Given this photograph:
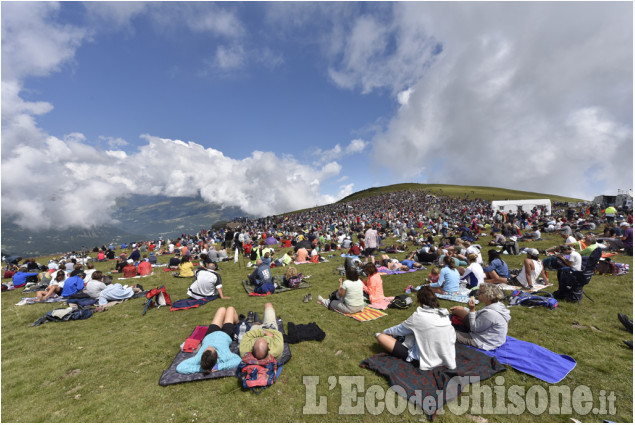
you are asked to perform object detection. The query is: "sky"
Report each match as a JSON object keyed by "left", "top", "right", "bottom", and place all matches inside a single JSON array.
[{"left": 1, "top": 1, "right": 633, "bottom": 231}]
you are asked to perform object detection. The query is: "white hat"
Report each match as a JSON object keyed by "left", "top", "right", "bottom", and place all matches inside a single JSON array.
[
  {"left": 127, "top": 259, "right": 134, "bottom": 264},
  {"left": 619, "top": 222, "right": 630, "bottom": 227},
  {"left": 526, "top": 248, "right": 539, "bottom": 256}
]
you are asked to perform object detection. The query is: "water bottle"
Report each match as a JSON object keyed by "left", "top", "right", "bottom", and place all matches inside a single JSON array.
[{"left": 236, "top": 321, "right": 247, "bottom": 343}]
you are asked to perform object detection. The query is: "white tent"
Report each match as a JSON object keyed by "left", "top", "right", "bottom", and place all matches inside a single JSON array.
[{"left": 491, "top": 199, "right": 551, "bottom": 216}]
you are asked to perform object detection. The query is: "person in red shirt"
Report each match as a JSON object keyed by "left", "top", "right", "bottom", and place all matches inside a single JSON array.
[
  {"left": 138, "top": 259, "right": 152, "bottom": 276},
  {"left": 122, "top": 260, "right": 138, "bottom": 278}
]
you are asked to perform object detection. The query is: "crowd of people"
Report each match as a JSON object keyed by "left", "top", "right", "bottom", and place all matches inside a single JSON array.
[{"left": 2, "top": 189, "right": 633, "bottom": 370}]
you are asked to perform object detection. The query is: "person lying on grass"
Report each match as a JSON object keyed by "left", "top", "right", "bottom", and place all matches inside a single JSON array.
[
  {"left": 377, "top": 286, "right": 456, "bottom": 370},
  {"left": 449, "top": 283, "right": 510, "bottom": 351},
  {"left": 239, "top": 302, "right": 284, "bottom": 360},
  {"left": 176, "top": 306, "right": 241, "bottom": 375},
  {"left": 317, "top": 267, "right": 364, "bottom": 314}
]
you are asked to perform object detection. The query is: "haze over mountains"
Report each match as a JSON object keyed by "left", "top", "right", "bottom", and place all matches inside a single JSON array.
[{"left": 1, "top": 195, "right": 248, "bottom": 257}]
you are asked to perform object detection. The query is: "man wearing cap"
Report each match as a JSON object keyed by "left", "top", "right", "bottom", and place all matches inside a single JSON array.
[{"left": 187, "top": 261, "right": 230, "bottom": 300}]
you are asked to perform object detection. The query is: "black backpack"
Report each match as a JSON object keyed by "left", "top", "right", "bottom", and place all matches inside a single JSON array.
[{"left": 389, "top": 294, "right": 412, "bottom": 309}]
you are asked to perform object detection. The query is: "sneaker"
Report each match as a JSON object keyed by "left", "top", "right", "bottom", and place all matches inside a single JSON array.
[
  {"left": 247, "top": 311, "right": 255, "bottom": 324},
  {"left": 303, "top": 295, "right": 309, "bottom": 303},
  {"left": 317, "top": 295, "right": 327, "bottom": 306},
  {"left": 624, "top": 340, "right": 633, "bottom": 349},
  {"left": 307, "top": 294, "right": 312, "bottom": 301}
]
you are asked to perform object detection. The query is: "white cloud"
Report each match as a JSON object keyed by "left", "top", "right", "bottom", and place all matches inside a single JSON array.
[
  {"left": 1, "top": 2, "right": 87, "bottom": 81},
  {"left": 313, "top": 139, "right": 368, "bottom": 165},
  {"left": 99, "top": 136, "right": 129, "bottom": 149},
  {"left": 360, "top": 2, "right": 632, "bottom": 200},
  {"left": 213, "top": 45, "right": 246, "bottom": 70}
]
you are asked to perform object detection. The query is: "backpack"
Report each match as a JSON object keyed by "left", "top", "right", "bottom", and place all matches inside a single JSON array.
[
  {"left": 388, "top": 294, "right": 413, "bottom": 309},
  {"left": 287, "top": 274, "right": 302, "bottom": 289},
  {"left": 142, "top": 285, "right": 172, "bottom": 315},
  {"left": 596, "top": 258, "right": 619, "bottom": 275},
  {"left": 237, "top": 353, "right": 278, "bottom": 394},
  {"left": 508, "top": 290, "right": 558, "bottom": 309}
]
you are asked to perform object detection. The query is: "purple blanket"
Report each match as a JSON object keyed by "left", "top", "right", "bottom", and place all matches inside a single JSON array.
[
  {"left": 471, "top": 336, "right": 576, "bottom": 384},
  {"left": 377, "top": 266, "right": 426, "bottom": 275}
]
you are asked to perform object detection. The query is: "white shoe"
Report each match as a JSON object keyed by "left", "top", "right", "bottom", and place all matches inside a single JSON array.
[{"left": 318, "top": 295, "right": 329, "bottom": 307}]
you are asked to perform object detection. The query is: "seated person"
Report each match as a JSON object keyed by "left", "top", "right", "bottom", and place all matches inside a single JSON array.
[
  {"left": 176, "top": 306, "right": 241, "bottom": 374},
  {"left": 274, "top": 250, "right": 294, "bottom": 267},
  {"left": 148, "top": 252, "right": 158, "bottom": 264},
  {"left": 449, "top": 284, "right": 510, "bottom": 350},
  {"left": 426, "top": 267, "right": 440, "bottom": 284},
  {"left": 361, "top": 263, "right": 386, "bottom": 304},
  {"left": 84, "top": 271, "right": 108, "bottom": 299},
  {"left": 458, "top": 253, "right": 485, "bottom": 288},
  {"left": 377, "top": 286, "right": 456, "bottom": 370},
  {"left": 114, "top": 257, "right": 128, "bottom": 273},
  {"left": 348, "top": 243, "right": 361, "bottom": 256},
  {"left": 138, "top": 258, "right": 152, "bottom": 276},
  {"left": 122, "top": 260, "right": 138, "bottom": 278},
  {"left": 168, "top": 253, "right": 181, "bottom": 269},
  {"left": 247, "top": 259, "right": 274, "bottom": 294},
  {"left": 83, "top": 262, "right": 97, "bottom": 281},
  {"left": 295, "top": 247, "right": 309, "bottom": 262},
  {"left": 188, "top": 261, "right": 229, "bottom": 299},
  {"left": 429, "top": 256, "right": 460, "bottom": 294},
  {"left": 489, "top": 231, "right": 506, "bottom": 246},
  {"left": 483, "top": 250, "right": 510, "bottom": 284},
  {"left": 317, "top": 268, "right": 364, "bottom": 314},
  {"left": 61, "top": 271, "right": 86, "bottom": 298},
  {"left": 239, "top": 302, "right": 284, "bottom": 360},
  {"left": 12, "top": 265, "right": 41, "bottom": 288},
  {"left": 508, "top": 249, "right": 548, "bottom": 289},
  {"left": 174, "top": 255, "right": 194, "bottom": 278},
  {"left": 97, "top": 251, "right": 106, "bottom": 262},
  {"left": 35, "top": 271, "right": 66, "bottom": 301},
  {"left": 282, "top": 266, "right": 302, "bottom": 287}
]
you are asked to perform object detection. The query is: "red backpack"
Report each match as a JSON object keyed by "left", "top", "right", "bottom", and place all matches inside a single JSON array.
[
  {"left": 237, "top": 353, "right": 278, "bottom": 394},
  {"left": 142, "top": 286, "right": 172, "bottom": 315}
]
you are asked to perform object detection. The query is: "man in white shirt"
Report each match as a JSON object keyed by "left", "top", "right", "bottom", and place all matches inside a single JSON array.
[{"left": 187, "top": 261, "right": 229, "bottom": 300}]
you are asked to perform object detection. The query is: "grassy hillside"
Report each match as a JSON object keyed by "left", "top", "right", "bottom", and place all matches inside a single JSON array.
[
  {"left": 1, "top": 230, "right": 631, "bottom": 423},
  {"left": 339, "top": 183, "right": 586, "bottom": 204}
]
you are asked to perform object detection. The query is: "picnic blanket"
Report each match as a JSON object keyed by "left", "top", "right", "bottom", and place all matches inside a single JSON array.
[
  {"left": 242, "top": 276, "right": 311, "bottom": 296},
  {"left": 15, "top": 296, "right": 68, "bottom": 306},
  {"left": 368, "top": 297, "right": 395, "bottom": 310},
  {"left": 170, "top": 296, "right": 218, "bottom": 311},
  {"left": 377, "top": 266, "right": 427, "bottom": 275},
  {"left": 360, "top": 344, "right": 505, "bottom": 415},
  {"left": 434, "top": 286, "right": 480, "bottom": 305},
  {"left": 499, "top": 282, "right": 552, "bottom": 292},
  {"left": 319, "top": 303, "right": 387, "bottom": 322},
  {"left": 117, "top": 273, "right": 154, "bottom": 280},
  {"left": 471, "top": 336, "right": 576, "bottom": 384},
  {"left": 159, "top": 318, "right": 292, "bottom": 386}
]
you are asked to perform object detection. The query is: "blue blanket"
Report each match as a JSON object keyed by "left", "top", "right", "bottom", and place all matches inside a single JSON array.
[{"left": 471, "top": 336, "right": 576, "bottom": 383}]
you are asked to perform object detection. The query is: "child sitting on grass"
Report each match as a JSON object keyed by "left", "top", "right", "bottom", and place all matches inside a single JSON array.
[{"left": 427, "top": 267, "right": 440, "bottom": 284}]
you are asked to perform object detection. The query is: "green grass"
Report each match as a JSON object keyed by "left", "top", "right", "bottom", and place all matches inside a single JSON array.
[
  {"left": 338, "top": 183, "right": 586, "bottom": 204},
  {"left": 2, "top": 228, "right": 632, "bottom": 422}
]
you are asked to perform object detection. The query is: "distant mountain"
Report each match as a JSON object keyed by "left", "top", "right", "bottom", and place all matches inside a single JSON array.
[{"left": 1, "top": 195, "right": 249, "bottom": 257}]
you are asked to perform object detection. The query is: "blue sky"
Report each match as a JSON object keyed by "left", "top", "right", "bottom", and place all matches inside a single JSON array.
[{"left": 1, "top": 1, "right": 633, "bottom": 231}]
